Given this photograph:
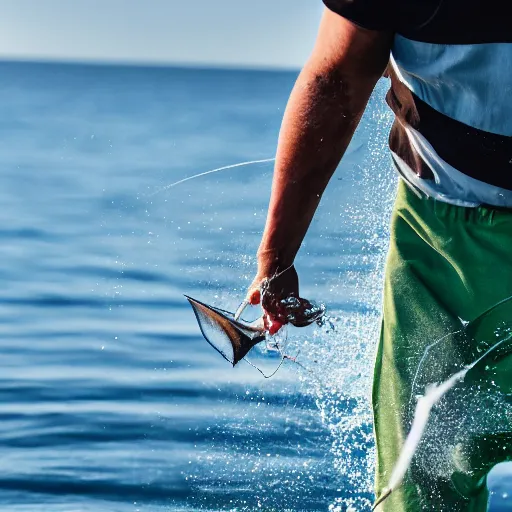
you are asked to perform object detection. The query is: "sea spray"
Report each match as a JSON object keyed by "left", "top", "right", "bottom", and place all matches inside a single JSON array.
[
  {"left": 372, "top": 368, "right": 468, "bottom": 510},
  {"left": 165, "top": 80, "right": 396, "bottom": 509},
  {"left": 373, "top": 336, "right": 510, "bottom": 510}
]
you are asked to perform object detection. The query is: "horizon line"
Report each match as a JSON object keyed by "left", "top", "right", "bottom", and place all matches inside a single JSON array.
[{"left": 0, "top": 55, "right": 302, "bottom": 74}]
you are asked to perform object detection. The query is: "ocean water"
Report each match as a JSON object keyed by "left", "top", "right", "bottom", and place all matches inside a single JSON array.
[{"left": 0, "top": 60, "right": 507, "bottom": 512}]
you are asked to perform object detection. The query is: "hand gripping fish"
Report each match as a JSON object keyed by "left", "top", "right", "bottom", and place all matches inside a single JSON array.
[{"left": 186, "top": 274, "right": 325, "bottom": 371}]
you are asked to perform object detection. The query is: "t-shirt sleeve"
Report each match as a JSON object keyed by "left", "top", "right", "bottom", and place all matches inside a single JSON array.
[{"left": 322, "top": 0, "right": 396, "bottom": 31}]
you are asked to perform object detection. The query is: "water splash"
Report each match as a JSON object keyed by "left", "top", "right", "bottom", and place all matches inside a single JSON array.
[
  {"left": 178, "top": 81, "right": 395, "bottom": 511},
  {"left": 374, "top": 327, "right": 512, "bottom": 509},
  {"left": 373, "top": 367, "right": 469, "bottom": 510},
  {"left": 297, "top": 80, "right": 395, "bottom": 511}
]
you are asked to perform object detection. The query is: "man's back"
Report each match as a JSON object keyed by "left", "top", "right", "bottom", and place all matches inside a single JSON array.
[{"left": 326, "top": 0, "right": 512, "bottom": 206}]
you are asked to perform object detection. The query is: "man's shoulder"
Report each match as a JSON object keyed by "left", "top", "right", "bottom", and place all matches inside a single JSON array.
[{"left": 323, "top": 0, "right": 512, "bottom": 44}]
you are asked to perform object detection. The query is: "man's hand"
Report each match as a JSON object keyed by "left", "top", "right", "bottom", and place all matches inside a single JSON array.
[
  {"left": 247, "top": 265, "right": 323, "bottom": 335},
  {"left": 247, "top": 265, "right": 299, "bottom": 334}
]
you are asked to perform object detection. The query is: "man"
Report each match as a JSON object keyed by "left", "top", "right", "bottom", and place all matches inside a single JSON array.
[{"left": 245, "top": 2, "right": 512, "bottom": 510}]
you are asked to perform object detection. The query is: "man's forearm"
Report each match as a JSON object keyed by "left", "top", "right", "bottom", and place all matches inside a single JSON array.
[
  {"left": 257, "top": 66, "right": 368, "bottom": 274},
  {"left": 257, "top": 16, "right": 391, "bottom": 277}
]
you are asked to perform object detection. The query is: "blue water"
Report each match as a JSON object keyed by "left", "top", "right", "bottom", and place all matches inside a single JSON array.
[{"left": 3, "top": 60, "right": 506, "bottom": 512}]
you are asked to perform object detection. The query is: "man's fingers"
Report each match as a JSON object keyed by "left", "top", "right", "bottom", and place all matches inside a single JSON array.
[{"left": 248, "top": 287, "right": 261, "bottom": 305}]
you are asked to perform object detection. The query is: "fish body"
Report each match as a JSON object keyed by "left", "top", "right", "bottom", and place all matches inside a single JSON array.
[{"left": 185, "top": 295, "right": 265, "bottom": 366}]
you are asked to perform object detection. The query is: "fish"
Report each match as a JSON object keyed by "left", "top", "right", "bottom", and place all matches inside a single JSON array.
[
  {"left": 185, "top": 295, "right": 266, "bottom": 366},
  {"left": 186, "top": 265, "right": 325, "bottom": 368}
]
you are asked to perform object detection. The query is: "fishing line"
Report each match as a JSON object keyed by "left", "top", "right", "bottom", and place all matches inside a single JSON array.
[
  {"left": 164, "top": 157, "right": 322, "bottom": 378},
  {"left": 147, "top": 157, "right": 275, "bottom": 197},
  {"left": 245, "top": 356, "right": 287, "bottom": 379},
  {"left": 243, "top": 322, "right": 318, "bottom": 379},
  {"left": 409, "top": 328, "right": 462, "bottom": 407},
  {"left": 246, "top": 347, "right": 317, "bottom": 379},
  {"left": 410, "top": 292, "right": 512, "bottom": 405}
]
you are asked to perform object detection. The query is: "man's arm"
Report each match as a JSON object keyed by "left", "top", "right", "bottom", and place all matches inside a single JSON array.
[{"left": 247, "top": 8, "right": 393, "bottom": 309}]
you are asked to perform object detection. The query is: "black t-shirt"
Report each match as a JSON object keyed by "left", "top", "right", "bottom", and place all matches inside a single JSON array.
[
  {"left": 322, "top": 0, "right": 512, "bottom": 196},
  {"left": 323, "top": 0, "right": 511, "bottom": 43}
]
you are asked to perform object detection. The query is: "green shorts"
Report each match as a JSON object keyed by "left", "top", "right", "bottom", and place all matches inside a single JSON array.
[{"left": 374, "top": 179, "right": 512, "bottom": 511}]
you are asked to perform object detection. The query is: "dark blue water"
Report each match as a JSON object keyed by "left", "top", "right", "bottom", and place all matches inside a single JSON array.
[{"left": 4, "top": 60, "right": 507, "bottom": 512}]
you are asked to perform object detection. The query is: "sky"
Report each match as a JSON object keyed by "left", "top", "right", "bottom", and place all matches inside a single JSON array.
[{"left": 0, "top": 0, "right": 324, "bottom": 70}]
